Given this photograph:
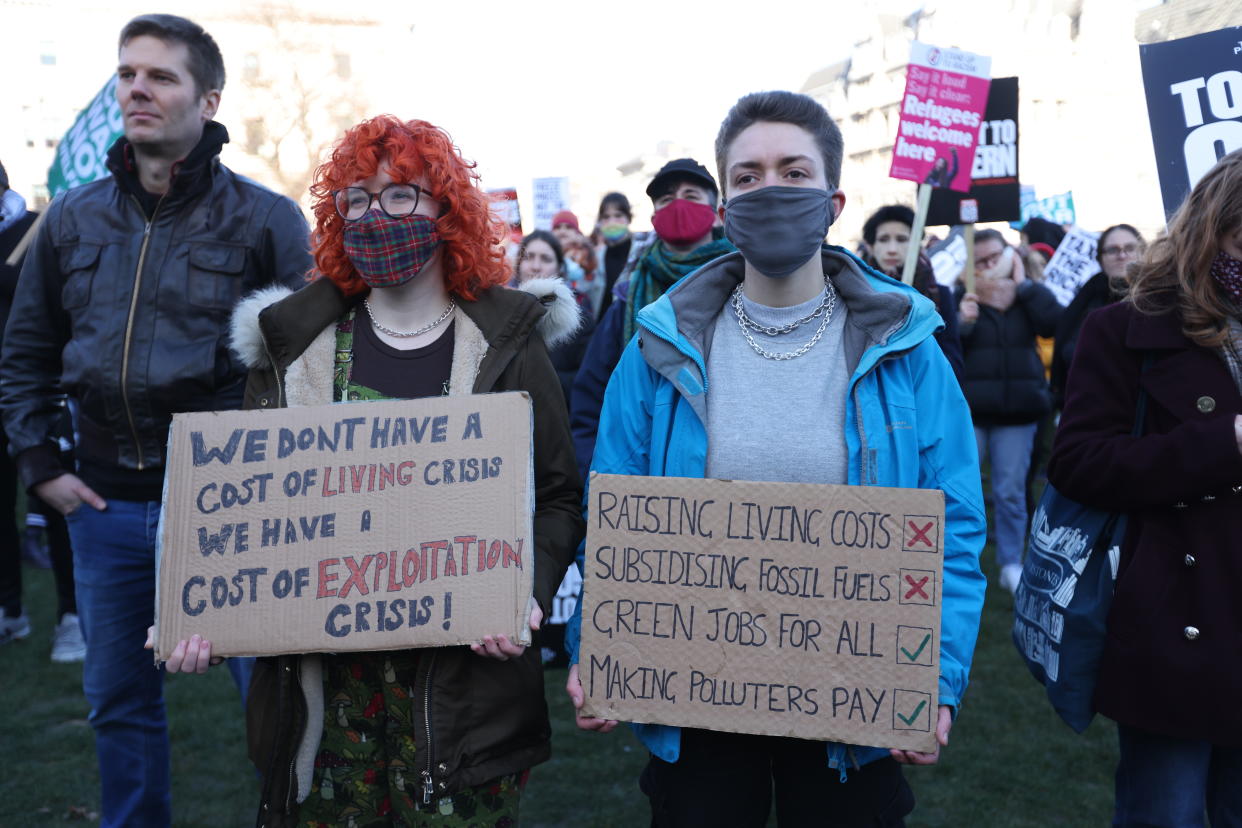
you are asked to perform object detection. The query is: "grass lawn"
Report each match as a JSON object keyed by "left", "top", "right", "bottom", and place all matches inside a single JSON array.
[{"left": 2, "top": 550, "right": 1116, "bottom": 826}]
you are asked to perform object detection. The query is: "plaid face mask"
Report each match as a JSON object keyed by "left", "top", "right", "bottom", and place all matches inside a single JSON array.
[{"left": 342, "top": 211, "right": 442, "bottom": 288}]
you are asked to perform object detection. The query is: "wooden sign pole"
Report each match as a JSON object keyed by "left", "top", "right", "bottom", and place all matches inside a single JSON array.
[{"left": 901, "top": 184, "right": 932, "bottom": 285}]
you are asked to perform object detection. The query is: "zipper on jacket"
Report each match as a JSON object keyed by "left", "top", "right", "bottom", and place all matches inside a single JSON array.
[
  {"left": 285, "top": 658, "right": 302, "bottom": 815},
  {"left": 851, "top": 348, "right": 912, "bottom": 484},
  {"left": 261, "top": 330, "right": 286, "bottom": 406},
  {"left": 637, "top": 316, "right": 709, "bottom": 395},
  {"left": 121, "top": 194, "right": 164, "bottom": 470},
  {"left": 419, "top": 651, "right": 438, "bottom": 805}
]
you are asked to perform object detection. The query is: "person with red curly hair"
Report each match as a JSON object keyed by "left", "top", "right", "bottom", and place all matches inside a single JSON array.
[{"left": 162, "top": 115, "right": 585, "bottom": 826}]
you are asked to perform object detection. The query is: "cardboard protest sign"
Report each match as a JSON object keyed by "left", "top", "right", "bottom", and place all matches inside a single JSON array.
[
  {"left": 890, "top": 41, "right": 992, "bottom": 194},
  {"left": 487, "top": 187, "right": 523, "bottom": 244},
  {"left": 532, "top": 176, "right": 570, "bottom": 230},
  {"left": 578, "top": 474, "right": 945, "bottom": 753},
  {"left": 47, "top": 76, "right": 125, "bottom": 198},
  {"left": 926, "top": 77, "right": 1020, "bottom": 226},
  {"left": 1041, "top": 226, "right": 1100, "bottom": 306},
  {"left": 154, "top": 393, "right": 535, "bottom": 660},
  {"left": 1140, "top": 26, "right": 1242, "bottom": 218}
]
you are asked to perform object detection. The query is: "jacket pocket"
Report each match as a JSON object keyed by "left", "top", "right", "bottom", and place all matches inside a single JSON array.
[
  {"left": 187, "top": 242, "right": 246, "bottom": 310},
  {"left": 56, "top": 242, "right": 101, "bottom": 310}
]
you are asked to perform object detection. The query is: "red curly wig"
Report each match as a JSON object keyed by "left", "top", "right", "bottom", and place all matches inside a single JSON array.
[{"left": 309, "top": 115, "right": 510, "bottom": 300}]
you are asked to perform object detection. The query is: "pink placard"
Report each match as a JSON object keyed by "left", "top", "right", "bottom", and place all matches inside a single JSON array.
[{"left": 889, "top": 42, "right": 992, "bottom": 194}]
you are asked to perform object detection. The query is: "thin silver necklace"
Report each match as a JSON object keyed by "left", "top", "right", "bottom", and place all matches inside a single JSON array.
[
  {"left": 364, "top": 296, "right": 455, "bottom": 338},
  {"left": 731, "top": 278, "right": 836, "bottom": 361}
]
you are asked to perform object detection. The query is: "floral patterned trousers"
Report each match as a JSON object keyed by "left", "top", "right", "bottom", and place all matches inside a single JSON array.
[{"left": 298, "top": 652, "right": 525, "bottom": 827}]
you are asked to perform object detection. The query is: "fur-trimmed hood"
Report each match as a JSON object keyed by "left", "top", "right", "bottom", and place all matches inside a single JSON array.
[{"left": 229, "top": 276, "right": 582, "bottom": 370}]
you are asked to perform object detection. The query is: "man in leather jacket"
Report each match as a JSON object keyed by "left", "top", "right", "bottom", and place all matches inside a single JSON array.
[{"left": 0, "top": 15, "right": 310, "bottom": 827}]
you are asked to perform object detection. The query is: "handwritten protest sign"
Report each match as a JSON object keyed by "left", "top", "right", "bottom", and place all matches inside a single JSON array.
[
  {"left": 928, "top": 226, "right": 968, "bottom": 288},
  {"left": 579, "top": 474, "right": 944, "bottom": 753},
  {"left": 890, "top": 41, "right": 992, "bottom": 194},
  {"left": 154, "top": 393, "right": 534, "bottom": 660},
  {"left": 1140, "top": 26, "right": 1242, "bottom": 218},
  {"left": 532, "top": 176, "right": 570, "bottom": 230},
  {"left": 1041, "top": 226, "right": 1100, "bottom": 306}
]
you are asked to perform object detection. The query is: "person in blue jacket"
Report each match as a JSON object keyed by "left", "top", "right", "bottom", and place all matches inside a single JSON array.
[{"left": 564, "top": 90, "right": 987, "bottom": 827}]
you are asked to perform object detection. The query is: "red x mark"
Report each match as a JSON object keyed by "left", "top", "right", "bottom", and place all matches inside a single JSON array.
[
  {"left": 904, "top": 575, "right": 930, "bottom": 600},
  {"left": 908, "top": 520, "right": 934, "bottom": 548},
  {"left": 338, "top": 554, "right": 375, "bottom": 599}
]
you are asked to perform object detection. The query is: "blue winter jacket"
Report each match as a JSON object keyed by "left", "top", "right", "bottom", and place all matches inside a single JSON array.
[{"left": 567, "top": 246, "right": 987, "bottom": 777}]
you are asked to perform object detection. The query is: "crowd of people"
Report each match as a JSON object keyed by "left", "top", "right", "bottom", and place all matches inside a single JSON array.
[{"left": 1, "top": 12, "right": 1240, "bottom": 828}]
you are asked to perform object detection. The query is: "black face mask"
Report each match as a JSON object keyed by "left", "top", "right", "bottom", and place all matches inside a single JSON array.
[{"left": 723, "top": 186, "right": 835, "bottom": 278}]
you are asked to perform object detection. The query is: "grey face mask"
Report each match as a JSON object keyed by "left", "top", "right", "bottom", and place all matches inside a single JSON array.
[{"left": 723, "top": 186, "right": 835, "bottom": 278}]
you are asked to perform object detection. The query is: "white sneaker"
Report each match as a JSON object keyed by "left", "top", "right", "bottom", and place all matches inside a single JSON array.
[
  {"left": 0, "top": 608, "right": 31, "bottom": 644},
  {"left": 51, "top": 613, "right": 86, "bottom": 663},
  {"left": 999, "top": 564, "right": 1023, "bottom": 596}
]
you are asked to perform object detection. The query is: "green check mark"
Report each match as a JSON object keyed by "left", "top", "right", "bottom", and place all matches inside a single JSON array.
[
  {"left": 897, "top": 699, "right": 928, "bottom": 727},
  {"left": 900, "top": 633, "right": 932, "bottom": 663}
]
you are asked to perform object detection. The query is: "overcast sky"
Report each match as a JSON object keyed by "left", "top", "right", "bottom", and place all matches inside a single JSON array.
[{"left": 382, "top": 1, "right": 864, "bottom": 191}]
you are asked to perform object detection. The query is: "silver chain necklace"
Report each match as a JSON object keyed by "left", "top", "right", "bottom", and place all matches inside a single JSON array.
[
  {"left": 731, "top": 278, "right": 836, "bottom": 361},
  {"left": 364, "top": 296, "right": 456, "bottom": 338}
]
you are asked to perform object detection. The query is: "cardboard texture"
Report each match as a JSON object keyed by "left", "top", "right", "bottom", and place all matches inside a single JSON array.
[
  {"left": 579, "top": 474, "right": 945, "bottom": 753},
  {"left": 154, "top": 393, "right": 534, "bottom": 660}
]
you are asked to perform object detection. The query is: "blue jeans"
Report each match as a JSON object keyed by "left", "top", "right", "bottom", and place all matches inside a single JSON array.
[
  {"left": 974, "top": 423, "right": 1036, "bottom": 569},
  {"left": 1115, "top": 725, "right": 1242, "bottom": 827},
  {"left": 68, "top": 500, "right": 254, "bottom": 827}
]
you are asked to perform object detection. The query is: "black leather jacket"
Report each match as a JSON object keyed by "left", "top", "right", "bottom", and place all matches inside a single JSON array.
[{"left": 0, "top": 123, "right": 311, "bottom": 494}]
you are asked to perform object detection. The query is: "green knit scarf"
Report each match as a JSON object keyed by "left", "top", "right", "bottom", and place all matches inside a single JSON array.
[{"left": 623, "top": 237, "right": 736, "bottom": 343}]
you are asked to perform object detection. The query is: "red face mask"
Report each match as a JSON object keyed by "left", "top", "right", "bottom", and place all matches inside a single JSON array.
[{"left": 651, "top": 199, "right": 716, "bottom": 247}]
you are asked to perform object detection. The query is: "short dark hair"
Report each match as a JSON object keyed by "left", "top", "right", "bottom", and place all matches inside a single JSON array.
[
  {"left": 119, "top": 14, "right": 225, "bottom": 95},
  {"left": 517, "top": 229, "right": 564, "bottom": 269},
  {"left": 1020, "top": 217, "right": 1066, "bottom": 250},
  {"left": 648, "top": 175, "right": 719, "bottom": 208},
  {"left": 974, "top": 228, "right": 1007, "bottom": 247},
  {"left": 715, "top": 91, "right": 844, "bottom": 194},
  {"left": 598, "top": 192, "right": 632, "bottom": 222},
  {"left": 862, "top": 205, "right": 915, "bottom": 245}
]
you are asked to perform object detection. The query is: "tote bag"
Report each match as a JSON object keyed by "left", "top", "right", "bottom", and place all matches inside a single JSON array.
[{"left": 1012, "top": 365, "right": 1149, "bottom": 732}]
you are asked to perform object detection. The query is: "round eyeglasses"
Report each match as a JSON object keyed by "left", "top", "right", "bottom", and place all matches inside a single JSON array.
[{"left": 332, "top": 183, "right": 423, "bottom": 221}]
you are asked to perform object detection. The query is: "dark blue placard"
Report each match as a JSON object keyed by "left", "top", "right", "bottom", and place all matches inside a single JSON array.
[{"left": 1140, "top": 27, "right": 1242, "bottom": 219}]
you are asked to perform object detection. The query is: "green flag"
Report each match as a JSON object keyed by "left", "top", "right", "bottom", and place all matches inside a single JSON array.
[{"left": 46, "top": 76, "right": 124, "bottom": 197}]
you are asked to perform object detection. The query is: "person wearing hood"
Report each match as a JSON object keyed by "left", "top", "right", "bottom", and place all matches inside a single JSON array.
[
  {"left": 514, "top": 228, "right": 596, "bottom": 405},
  {"left": 956, "top": 229, "right": 1062, "bottom": 595},
  {"left": 162, "top": 114, "right": 584, "bottom": 827},
  {"left": 565, "top": 90, "right": 986, "bottom": 827},
  {"left": 0, "top": 16, "right": 310, "bottom": 826},
  {"left": 569, "top": 158, "right": 735, "bottom": 482}
]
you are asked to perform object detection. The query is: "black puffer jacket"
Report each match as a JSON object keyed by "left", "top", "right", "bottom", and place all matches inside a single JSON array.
[
  {"left": 956, "top": 280, "right": 1062, "bottom": 425},
  {"left": 0, "top": 123, "right": 311, "bottom": 494}
]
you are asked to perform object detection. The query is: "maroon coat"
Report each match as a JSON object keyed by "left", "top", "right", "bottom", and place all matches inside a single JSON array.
[{"left": 1047, "top": 299, "right": 1242, "bottom": 745}]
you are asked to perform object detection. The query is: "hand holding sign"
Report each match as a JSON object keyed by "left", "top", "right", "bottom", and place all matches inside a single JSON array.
[
  {"left": 566, "top": 664, "right": 620, "bottom": 733},
  {"left": 145, "top": 626, "right": 222, "bottom": 674},
  {"left": 890, "top": 705, "right": 952, "bottom": 765},
  {"left": 472, "top": 604, "right": 543, "bottom": 661}
]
